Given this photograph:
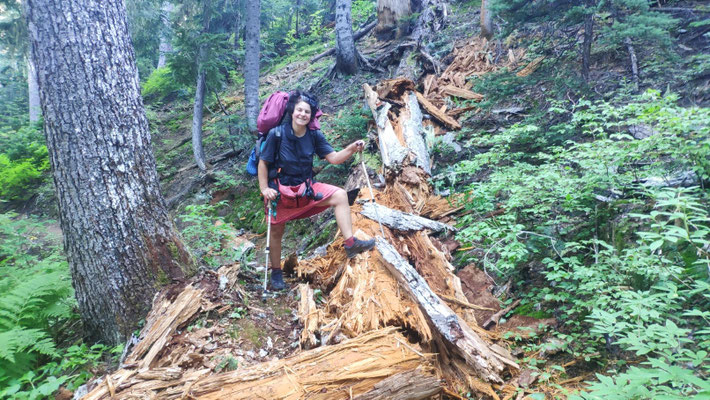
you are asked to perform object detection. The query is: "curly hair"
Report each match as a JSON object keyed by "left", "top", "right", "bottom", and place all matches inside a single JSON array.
[{"left": 282, "top": 90, "right": 320, "bottom": 126}]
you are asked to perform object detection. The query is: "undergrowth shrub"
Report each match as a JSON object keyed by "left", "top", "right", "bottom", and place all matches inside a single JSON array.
[
  {"left": 179, "top": 201, "right": 254, "bottom": 268},
  {"left": 0, "top": 213, "right": 115, "bottom": 399},
  {"left": 454, "top": 91, "right": 710, "bottom": 398},
  {"left": 0, "top": 124, "right": 50, "bottom": 202},
  {"left": 141, "top": 67, "right": 184, "bottom": 102}
]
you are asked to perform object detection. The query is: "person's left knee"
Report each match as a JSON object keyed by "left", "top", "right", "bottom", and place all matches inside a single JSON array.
[{"left": 333, "top": 188, "right": 347, "bottom": 204}]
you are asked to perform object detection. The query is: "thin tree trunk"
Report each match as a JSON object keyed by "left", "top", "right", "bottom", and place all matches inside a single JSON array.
[
  {"left": 624, "top": 37, "right": 639, "bottom": 91},
  {"left": 27, "top": 56, "right": 40, "bottom": 123},
  {"left": 25, "top": 0, "right": 193, "bottom": 345},
  {"left": 244, "top": 0, "right": 260, "bottom": 134},
  {"left": 157, "top": 2, "right": 174, "bottom": 68},
  {"left": 233, "top": 0, "right": 241, "bottom": 50},
  {"left": 480, "top": 0, "right": 493, "bottom": 40},
  {"left": 581, "top": 11, "right": 593, "bottom": 82},
  {"left": 295, "top": 0, "right": 302, "bottom": 37},
  {"left": 335, "top": 0, "right": 358, "bottom": 74},
  {"left": 192, "top": 58, "right": 207, "bottom": 171}
]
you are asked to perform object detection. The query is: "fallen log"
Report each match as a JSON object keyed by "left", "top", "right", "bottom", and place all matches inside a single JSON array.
[
  {"left": 360, "top": 201, "right": 455, "bottom": 233},
  {"left": 83, "top": 328, "right": 438, "bottom": 399},
  {"left": 363, "top": 83, "right": 409, "bottom": 172},
  {"left": 401, "top": 91, "right": 431, "bottom": 174},
  {"left": 376, "top": 238, "right": 519, "bottom": 383},
  {"left": 352, "top": 368, "right": 442, "bottom": 400}
]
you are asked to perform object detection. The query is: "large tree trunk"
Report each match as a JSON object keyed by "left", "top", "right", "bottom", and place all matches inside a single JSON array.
[
  {"left": 27, "top": 55, "right": 40, "bottom": 123},
  {"left": 191, "top": 56, "right": 207, "bottom": 171},
  {"left": 157, "top": 1, "right": 174, "bottom": 69},
  {"left": 244, "top": 0, "right": 260, "bottom": 134},
  {"left": 335, "top": 0, "right": 358, "bottom": 74},
  {"left": 25, "top": 0, "right": 194, "bottom": 345},
  {"left": 480, "top": 0, "right": 493, "bottom": 40}
]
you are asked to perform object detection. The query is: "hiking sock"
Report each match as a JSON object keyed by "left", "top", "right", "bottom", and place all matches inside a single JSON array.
[{"left": 344, "top": 236, "right": 355, "bottom": 247}]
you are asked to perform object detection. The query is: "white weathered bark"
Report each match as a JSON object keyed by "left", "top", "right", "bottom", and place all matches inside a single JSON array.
[
  {"left": 25, "top": 0, "right": 193, "bottom": 344},
  {"left": 376, "top": 238, "right": 519, "bottom": 383},
  {"left": 361, "top": 202, "right": 455, "bottom": 232}
]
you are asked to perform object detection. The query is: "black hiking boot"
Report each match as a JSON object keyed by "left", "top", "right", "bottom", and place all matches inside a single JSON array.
[
  {"left": 344, "top": 238, "right": 376, "bottom": 258},
  {"left": 270, "top": 269, "right": 286, "bottom": 290}
]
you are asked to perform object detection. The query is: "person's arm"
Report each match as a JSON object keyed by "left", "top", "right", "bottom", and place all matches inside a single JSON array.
[
  {"left": 258, "top": 159, "right": 279, "bottom": 200},
  {"left": 324, "top": 140, "right": 365, "bottom": 165}
]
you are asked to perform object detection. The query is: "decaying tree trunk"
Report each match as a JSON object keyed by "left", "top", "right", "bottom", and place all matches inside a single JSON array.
[
  {"left": 25, "top": 0, "right": 193, "bottom": 344},
  {"left": 375, "top": 0, "right": 411, "bottom": 39}
]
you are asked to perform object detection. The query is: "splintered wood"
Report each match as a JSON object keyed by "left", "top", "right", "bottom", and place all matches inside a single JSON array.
[
  {"left": 418, "top": 37, "right": 528, "bottom": 131},
  {"left": 85, "top": 328, "right": 438, "bottom": 399}
]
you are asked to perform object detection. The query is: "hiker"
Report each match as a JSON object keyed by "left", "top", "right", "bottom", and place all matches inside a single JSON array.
[{"left": 257, "top": 91, "right": 375, "bottom": 290}]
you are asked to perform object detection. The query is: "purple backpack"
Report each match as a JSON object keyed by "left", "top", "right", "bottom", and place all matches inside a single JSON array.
[{"left": 256, "top": 91, "right": 322, "bottom": 135}]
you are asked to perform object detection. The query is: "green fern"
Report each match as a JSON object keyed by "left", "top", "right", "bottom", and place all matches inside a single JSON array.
[{"left": 0, "top": 328, "right": 57, "bottom": 364}]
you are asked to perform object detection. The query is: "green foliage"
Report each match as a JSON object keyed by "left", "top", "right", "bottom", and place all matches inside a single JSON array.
[
  {"left": 169, "top": 0, "right": 238, "bottom": 90},
  {"left": 141, "top": 67, "right": 185, "bottom": 101},
  {"left": 0, "top": 213, "right": 91, "bottom": 397},
  {"left": 492, "top": 0, "right": 678, "bottom": 82},
  {"left": 179, "top": 202, "right": 253, "bottom": 267},
  {"left": 0, "top": 123, "right": 50, "bottom": 202},
  {"left": 454, "top": 91, "right": 710, "bottom": 397}
]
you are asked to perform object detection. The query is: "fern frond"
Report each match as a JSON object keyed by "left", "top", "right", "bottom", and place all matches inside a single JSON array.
[{"left": 0, "top": 327, "right": 56, "bottom": 364}]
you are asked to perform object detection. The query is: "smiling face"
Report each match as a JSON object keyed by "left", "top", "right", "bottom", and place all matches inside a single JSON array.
[{"left": 291, "top": 100, "right": 312, "bottom": 129}]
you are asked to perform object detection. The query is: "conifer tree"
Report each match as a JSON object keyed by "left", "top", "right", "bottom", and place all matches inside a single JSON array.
[{"left": 25, "top": 0, "right": 194, "bottom": 344}]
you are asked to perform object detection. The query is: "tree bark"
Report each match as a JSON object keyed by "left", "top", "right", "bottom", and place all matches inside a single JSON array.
[
  {"left": 581, "top": 10, "right": 593, "bottom": 82},
  {"left": 25, "top": 0, "right": 193, "bottom": 344},
  {"left": 335, "top": 0, "right": 358, "bottom": 74},
  {"left": 480, "top": 0, "right": 493, "bottom": 40},
  {"left": 27, "top": 55, "right": 40, "bottom": 123},
  {"left": 310, "top": 20, "right": 377, "bottom": 62},
  {"left": 244, "top": 0, "right": 260, "bottom": 134},
  {"left": 157, "top": 2, "right": 174, "bottom": 69},
  {"left": 192, "top": 56, "right": 208, "bottom": 171}
]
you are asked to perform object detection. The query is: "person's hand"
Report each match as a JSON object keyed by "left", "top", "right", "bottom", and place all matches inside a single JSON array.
[
  {"left": 261, "top": 187, "right": 279, "bottom": 201},
  {"left": 349, "top": 140, "right": 365, "bottom": 153}
]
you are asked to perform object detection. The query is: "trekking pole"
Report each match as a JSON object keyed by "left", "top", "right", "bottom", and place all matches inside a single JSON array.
[
  {"left": 262, "top": 201, "right": 272, "bottom": 295},
  {"left": 360, "top": 149, "right": 386, "bottom": 238}
]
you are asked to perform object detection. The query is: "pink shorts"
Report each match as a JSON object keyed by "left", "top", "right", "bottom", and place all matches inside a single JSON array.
[{"left": 265, "top": 182, "right": 341, "bottom": 225}]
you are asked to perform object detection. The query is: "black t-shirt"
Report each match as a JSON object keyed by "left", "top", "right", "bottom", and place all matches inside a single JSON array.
[{"left": 260, "top": 124, "right": 334, "bottom": 186}]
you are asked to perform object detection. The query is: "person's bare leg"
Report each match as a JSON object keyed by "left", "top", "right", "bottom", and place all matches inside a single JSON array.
[
  {"left": 321, "top": 189, "right": 353, "bottom": 239},
  {"left": 269, "top": 222, "right": 286, "bottom": 270}
]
